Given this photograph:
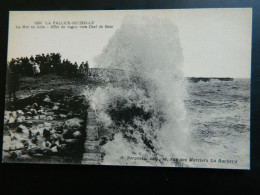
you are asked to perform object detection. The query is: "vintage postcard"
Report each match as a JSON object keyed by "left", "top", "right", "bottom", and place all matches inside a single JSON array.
[{"left": 2, "top": 9, "right": 251, "bottom": 169}]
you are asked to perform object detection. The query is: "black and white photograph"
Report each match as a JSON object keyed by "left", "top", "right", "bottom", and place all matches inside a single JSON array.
[{"left": 2, "top": 9, "right": 252, "bottom": 169}]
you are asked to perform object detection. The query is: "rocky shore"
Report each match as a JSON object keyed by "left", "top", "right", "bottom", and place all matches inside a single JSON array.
[{"left": 3, "top": 89, "right": 88, "bottom": 164}]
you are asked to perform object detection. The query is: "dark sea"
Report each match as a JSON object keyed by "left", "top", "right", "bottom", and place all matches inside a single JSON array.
[{"left": 185, "top": 78, "right": 250, "bottom": 169}]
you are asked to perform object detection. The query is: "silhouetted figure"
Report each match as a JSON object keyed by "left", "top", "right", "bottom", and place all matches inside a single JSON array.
[
  {"left": 32, "top": 62, "right": 40, "bottom": 76},
  {"left": 6, "top": 68, "right": 19, "bottom": 102},
  {"left": 79, "top": 62, "right": 84, "bottom": 74},
  {"left": 84, "top": 61, "right": 89, "bottom": 75}
]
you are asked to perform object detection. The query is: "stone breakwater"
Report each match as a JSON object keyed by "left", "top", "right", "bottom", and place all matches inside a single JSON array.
[
  {"left": 82, "top": 108, "right": 102, "bottom": 165},
  {"left": 2, "top": 89, "right": 88, "bottom": 164}
]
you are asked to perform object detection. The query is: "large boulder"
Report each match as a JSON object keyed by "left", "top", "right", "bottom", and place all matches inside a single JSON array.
[
  {"left": 16, "top": 125, "right": 28, "bottom": 133},
  {"left": 50, "top": 133, "right": 61, "bottom": 141},
  {"left": 39, "top": 115, "right": 47, "bottom": 120},
  {"left": 46, "top": 116, "right": 53, "bottom": 121},
  {"left": 37, "top": 110, "right": 45, "bottom": 115},
  {"left": 43, "top": 128, "right": 51, "bottom": 138},
  {"left": 8, "top": 116, "right": 16, "bottom": 124},
  {"left": 33, "top": 116, "right": 39, "bottom": 120},
  {"left": 43, "top": 95, "right": 51, "bottom": 103},
  {"left": 64, "top": 139, "right": 77, "bottom": 144},
  {"left": 52, "top": 105, "right": 59, "bottom": 111},
  {"left": 16, "top": 116, "right": 26, "bottom": 122},
  {"left": 50, "top": 146, "right": 58, "bottom": 153},
  {"left": 17, "top": 110, "right": 24, "bottom": 116},
  {"left": 11, "top": 111, "right": 17, "bottom": 118},
  {"left": 9, "top": 140, "right": 24, "bottom": 150},
  {"left": 29, "top": 109, "right": 37, "bottom": 116},
  {"left": 10, "top": 151, "right": 22, "bottom": 159},
  {"left": 60, "top": 114, "right": 66, "bottom": 119},
  {"left": 72, "top": 131, "right": 82, "bottom": 138},
  {"left": 64, "top": 118, "right": 83, "bottom": 131},
  {"left": 31, "top": 103, "right": 38, "bottom": 109}
]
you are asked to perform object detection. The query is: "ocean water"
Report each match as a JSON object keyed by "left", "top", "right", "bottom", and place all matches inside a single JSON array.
[
  {"left": 185, "top": 79, "right": 250, "bottom": 169},
  {"left": 84, "top": 15, "right": 250, "bottom": 169}
]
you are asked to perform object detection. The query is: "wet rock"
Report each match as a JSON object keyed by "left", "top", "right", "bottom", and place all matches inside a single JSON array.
[
  {"left": 55, "top": 125, "right": 64, "bottom": 133},
  {"left": 60, "top": 114, "right": 66, "bottom": 119},
  {"left": 64, "top": 139, "right": 77, "bottom": 144},
  {"left": 26, "top": 111, "right": 32, "bottom": 116},
  {"left": 45, "top": 141, "right": 51, "bottom": 147},
  {"left": 17, "top": 110, "right": 24, "bottom": 116},
  {"left": 28, "top": 146, "right": 46, "bottom": 155},
  {"left": 8, "top": 116, "right": 16, "bottom": 124},
  {"left": 37, "top": 110, "right": 45, "bottom": 115},
  {"left": 54, "top": 140, "right": 60, "bottom": 147},
  {"left": 32, "top": 153, "right": 43, "bottom": 157},
  {"left": 43, "top": 95, "right": 51, "bottom": 103},
  {"left": 4, "top": 113, "right": 11, "bottom": 123},
  {"left": 4, "top": 126, "right": 10, "bottom": 132},
  {"left": 8, "top": 138, "right": 24, "bottom": 150},
  {"left": 57, "top": 144, "right": 67, "bottom": 151},
  {"left": 10, "top": 151, "right": 21, "bottom": 159},
  {"left": 46, "top": 116, "right": 53, "bottom": 121},
  {"left": 50, "top": 146, "right": 58, "bottom": 153},
  {"left": 62, "top": 129, "right": 73, "bottom": 139},
  {"left": 11, "top": 135, "right": 18, "bottom": 140},
  {"left": 64, "top": 118, "right": 83, "bottom": 130},
  {"left": 43, "top": 122, "right": 52, "bottom": 127},
  {"left": 39, "top": 115, "right": 47, "bottom": 120},
  {"left": 20, "top": 138, "right": 29, "bottom": 147},
  {"left": 30, "top": 109, "right": 37, "bottom": 116},
  {"left": 66, "top": 112, "right": 73, "bottom": 118},
  {"left": 5, "top": 111, "right": 11, "bottom": 117},
  {"left": 45, "top": 111, "right": 55, "bottom": 116},
  {"left": 11, "top": 111, "right": 17, "bottom": 118},
  {"left": 54, "top": 102, "right": 61, "bottom": 106},
  {"left": 43, "top": 129, "right": 51, "bottom": 138},
  {"left": 24, "top": 105, "right": 31, "bottom": 112},
  {"left": 50, "top": 129, "right": 56, "bottom": 134},
  {"left": 50, "top": 133, "right": 61, "bottom": 141},
  {"left": 18, "top": 155, "right": 32, "bottom": 161},
  {"left": 25, "top": 120, "right": 33, "bottom": 126},
  {"left": 72, "top": 131, "right": 82, "bottom": 138},
  {"left": 31, "top": 137, "right": 38, "bottom": 144},
  {"left": 16, "top": 116, "right": 26, "bottom": 122},
  {"left": 16, "top": 125, "right": 28, "bottom": 133},
  {"left": 28, "top": 130, "right": 33, "bottom": 139},
  {"left": 32, "top": 103, "right": 38, "bottom": 109},
  {"left": 52, "top": 105, "right": 59, "bottom": 111},
  {"left": 33, "top": 116, "right": 39, "bottom": 120}
]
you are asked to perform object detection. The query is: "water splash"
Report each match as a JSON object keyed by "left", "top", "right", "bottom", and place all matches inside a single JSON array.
[{"left": 84, "top": 15, "right": 190, "bottom": 166}]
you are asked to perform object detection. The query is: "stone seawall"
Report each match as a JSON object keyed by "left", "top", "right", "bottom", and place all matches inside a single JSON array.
[{"left": 82, "top": 108, "right": 102, "bottom": 165}]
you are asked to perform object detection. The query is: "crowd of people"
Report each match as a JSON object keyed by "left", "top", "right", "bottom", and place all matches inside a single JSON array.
[
  {"left": 6, "top": 53, "right": 90, "bottom": 101},
  {"left": 7, "top": 53, "right": 89, "bottom": 77}
]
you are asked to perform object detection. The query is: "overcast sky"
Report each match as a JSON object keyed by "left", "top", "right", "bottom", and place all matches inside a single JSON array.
[{"left": 8, "top": 9, "right": 252, "bottom": 78}]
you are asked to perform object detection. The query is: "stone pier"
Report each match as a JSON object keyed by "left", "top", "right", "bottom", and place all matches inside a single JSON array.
[{"left": 82, "top": 108, "right": 102, "bottom": 165}]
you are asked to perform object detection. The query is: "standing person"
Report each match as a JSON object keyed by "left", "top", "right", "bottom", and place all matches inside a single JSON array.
[
  {"left": 84, "top": 61, "right": 89, "bottom": 76},
  {"left": 32, "top": 62, "right": 41, "bottom": 76},
  {"left": 73, "top": 62, "right": 78, "bottom": 75},
  {"left": 79, "top": 62, "right": 84, "bottom": 75},
  {"left": 6, "top": 66, "right": 19, "bottom": 102}
]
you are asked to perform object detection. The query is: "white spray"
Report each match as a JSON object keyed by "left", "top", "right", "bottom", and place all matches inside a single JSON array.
[{"left": 84, "top": 15, "right": 190, "bottom": 165}]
